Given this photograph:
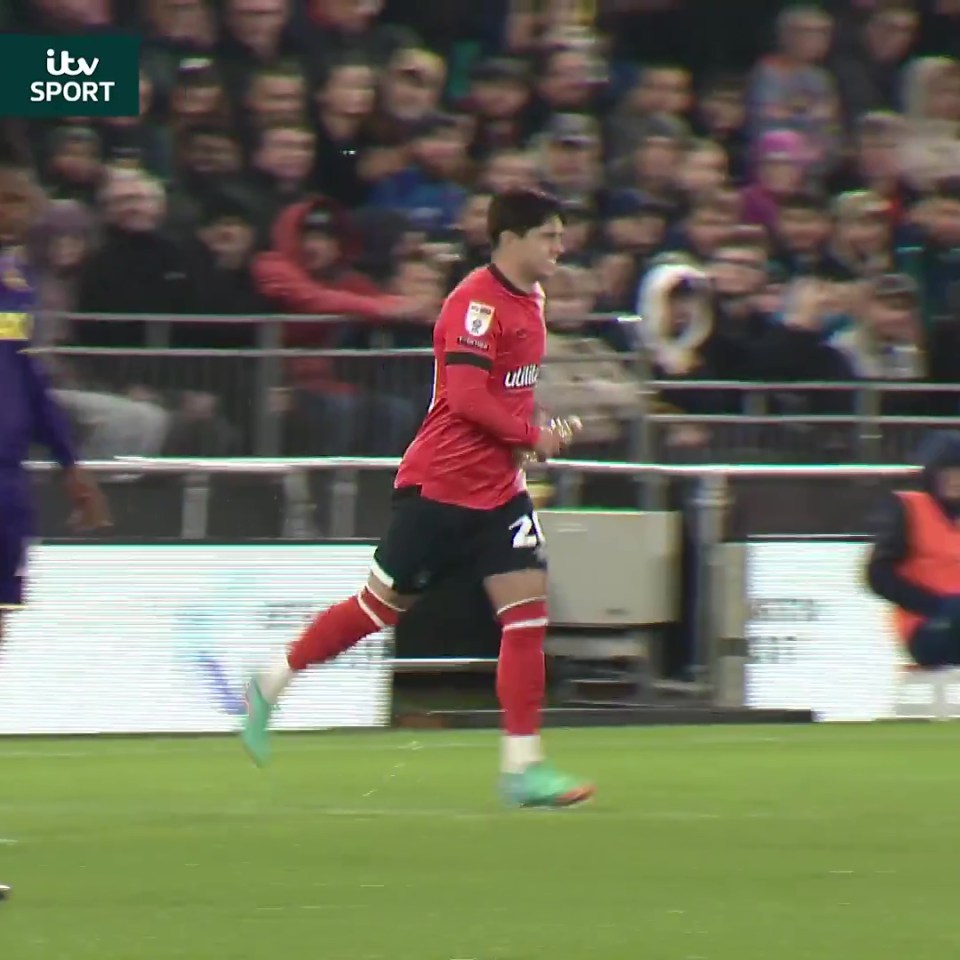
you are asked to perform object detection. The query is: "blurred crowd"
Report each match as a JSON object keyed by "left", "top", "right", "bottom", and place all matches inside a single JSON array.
[{"left": 5, "top": 0, "right": 960, "bottom": 460}]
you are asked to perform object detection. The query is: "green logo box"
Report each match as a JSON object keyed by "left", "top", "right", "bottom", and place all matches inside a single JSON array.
[{"left": 0, "top": 34, "right": 140, "bottom": 118}]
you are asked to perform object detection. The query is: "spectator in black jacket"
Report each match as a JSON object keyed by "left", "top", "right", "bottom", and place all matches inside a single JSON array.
[
  {"left": 591, "top": 189, "right": 671, "bottom": 313},
  {"left": 218, "top": 0, "right": 303, "bottom": 106},
  {"left": 826, "top": 111, "right": 917, "bottom": 220},
  {"left": 708, "top": 236, "right": 853, "bottom": 391},
  {"left": 708, "top": 230, "right": 788, "bottom": 386},
  {"left": 466, "top": 58, "right": 532, "bottom": 162},
  {"left": 832, "top": 1, "right": 918, "bottom": 127},
  {"left": 670, "top": 189, "right": 739, "bottom": 265},
  {"left": 76, "top": 169, "right": 200, "bottom": 346},
  {"left": 184, "top": 192, "right": 270, "bottom": 340},
  {"left": 692, "top": 73, "right": 749, "bottom": 184},
  {"left": 898, "top": 179, "right": 960, "bottom": 326},
  {"left": 167, "top": 125, "right": 247, "bottom": 240},
  {"left": 311, "top": 54, "right": 377, "bottom": 208},
  {"left": 772, "top": 190, "right": 834, "bottom": 278},
  {"left": 41, "top": 126, "right": 104, "bottom": 207},
  {"left": 240, "top": 59, "right": 310, "bottom": 154},
  {"left": 823, "top": 189, "right": 896, "bottom": 280},
  {"left": 447, "top": 189, "right": 492, "bottom": 285},
  {"left": 247, "top": 121, "right": 316, "bottom": 242}
]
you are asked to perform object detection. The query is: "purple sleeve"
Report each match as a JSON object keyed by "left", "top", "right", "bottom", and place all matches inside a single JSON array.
[{"left": 19, "top": 350, "right": 76, "bottom": 468}]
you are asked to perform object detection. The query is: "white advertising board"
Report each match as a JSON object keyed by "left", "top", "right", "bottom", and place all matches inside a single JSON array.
[
  {"left": 0, "top": 545, "right": 391, "bottom": 735},
  {"left": 743, "top": 539, "right": 960, "bottom": 722}
]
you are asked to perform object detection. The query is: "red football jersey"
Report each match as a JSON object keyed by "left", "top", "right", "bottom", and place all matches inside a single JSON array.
[{"left": 395, "top": 265, "right": 546, "bottom": 509}]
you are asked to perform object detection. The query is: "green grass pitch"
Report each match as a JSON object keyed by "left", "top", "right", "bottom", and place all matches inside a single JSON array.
[{"left": 2, "top": 724, "right": 959, "bottom": 960}]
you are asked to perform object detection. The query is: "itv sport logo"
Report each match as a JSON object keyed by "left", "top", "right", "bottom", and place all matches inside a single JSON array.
[
  {"left": 32, "top": 49, "right": 116, "bottom": 107},
  {"left": 0, "top": 35, "right": 139, "bottom": 118}
]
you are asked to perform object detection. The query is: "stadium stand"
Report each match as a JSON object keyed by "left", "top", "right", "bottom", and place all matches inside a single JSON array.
[{"left": 4, "top": 0, "right": 960, "bottom": 467}]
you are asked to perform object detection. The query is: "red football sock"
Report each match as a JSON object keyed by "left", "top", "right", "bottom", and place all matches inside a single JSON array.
[
  {"left": 287, "top": 586, "right": 399, "bottom": 672},
  {"left": 496, "top": 598, "right": 548, "bottom": 736}
]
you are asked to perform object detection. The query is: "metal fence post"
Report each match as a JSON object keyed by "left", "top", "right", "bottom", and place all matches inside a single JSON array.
[
  {"left": 854, "top": 383, "right": 882, "bottom": 462},
  {"left": 282, "top": 470, "right": 314, "bottom": 539},
  {"left": 181, "top": 472, "right": 211, "bottom": 539},
  {"left": 329, "top": 468, "right": 359, "bottom": 538},
  {"left": 254, "top": 320, "right": 283, "bottom": 457},
  {"left": 554, "top": 469, "right": 582, "bottom": 507},
  {"left": 145, "top": 318, "right": 171, "bottom": 349},
  {"left": 630, "top": 345, "right": 665, "bottom": 509},
  {"left": 744, "top": 389, "right": 766, "bottom": 460},
  {"left": 690, "top": 472, "right": 730, "bottom": 698}
]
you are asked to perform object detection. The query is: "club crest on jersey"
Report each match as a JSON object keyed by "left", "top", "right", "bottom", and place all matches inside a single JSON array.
[
  {"left": 504, "top": 364, "right": 540, "bottom": 389},
  {"left": 465, "top": 301, "right": 494, "bottom": 337}
]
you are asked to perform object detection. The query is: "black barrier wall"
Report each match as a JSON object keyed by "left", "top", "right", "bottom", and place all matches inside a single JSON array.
[{"left": 30, "top": 468, "right": 913, "bottom": 671}]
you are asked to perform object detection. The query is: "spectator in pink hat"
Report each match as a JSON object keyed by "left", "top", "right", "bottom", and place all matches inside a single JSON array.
[{"left": 740, "top": 128, "right": 813, "bottom": 233}]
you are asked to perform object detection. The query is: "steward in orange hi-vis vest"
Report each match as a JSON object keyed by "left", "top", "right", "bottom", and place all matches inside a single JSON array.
[{"left": 866, "top": 432, "right": 960, "bottom": 667}]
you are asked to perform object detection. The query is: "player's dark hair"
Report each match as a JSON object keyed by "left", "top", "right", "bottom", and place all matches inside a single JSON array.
[{"left": 487, "top": 188, "right": 563, "bottom": 247}]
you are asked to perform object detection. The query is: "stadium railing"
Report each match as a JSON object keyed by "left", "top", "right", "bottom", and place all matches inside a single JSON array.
[
  {"left": 26, "top": 456, "right": 920, "bottom": 691},
  {"left": 38, "top": 312, "right": 960, "bottom": 465}
]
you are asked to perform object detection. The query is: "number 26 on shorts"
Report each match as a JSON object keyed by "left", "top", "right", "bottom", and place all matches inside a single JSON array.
[{"left": 509, "top": 513, "right": 545, "bottom": 550}]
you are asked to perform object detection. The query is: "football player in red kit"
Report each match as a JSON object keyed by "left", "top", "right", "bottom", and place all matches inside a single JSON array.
[{"left": 242, "top": 189, "right": 594, "bottom": 808}]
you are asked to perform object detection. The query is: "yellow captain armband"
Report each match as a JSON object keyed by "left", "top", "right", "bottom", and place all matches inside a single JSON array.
[{"left": 0, "top": 312, "right": 32, "bottom": 341}]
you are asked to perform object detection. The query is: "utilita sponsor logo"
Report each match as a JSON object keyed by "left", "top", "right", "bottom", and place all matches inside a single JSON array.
[
  {"left": 504, "top": 364, "right": 539, "bottom": 389},
  {"left": 30, "top": 48, "right": 115, "bottom": 104}
]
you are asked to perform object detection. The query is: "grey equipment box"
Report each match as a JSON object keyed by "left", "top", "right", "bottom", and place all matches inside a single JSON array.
[{"left": 539, "top": 510, "right": 681, "bottom": 628}]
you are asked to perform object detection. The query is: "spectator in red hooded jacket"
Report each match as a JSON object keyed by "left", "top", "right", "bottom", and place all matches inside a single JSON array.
[{"left": 252, "top": 196, "right": 431, "bottom": 455}]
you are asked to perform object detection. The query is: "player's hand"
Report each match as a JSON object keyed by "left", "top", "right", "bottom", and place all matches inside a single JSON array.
[
  {"left": 551, "top": 415, "right": 583, "bottom": 449},
  {"left": 525, "top": 416, "right": 583, "bottom": 463},
  {"left": 532, "top": 422, "right": 575, "bottom": 461},
  {"left": 532, "top": 427, "right": 563, "bottom": 461},
  {"left": 63, "top": 466, "right": 111, "bottom": 533},
  {"left": 513, "top": 447, "right": 540, "bottom": 470}
]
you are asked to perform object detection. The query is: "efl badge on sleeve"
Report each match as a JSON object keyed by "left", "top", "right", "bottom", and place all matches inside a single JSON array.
[{"left": 464, "top": 301, "right": 494, "bottom": 337}]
